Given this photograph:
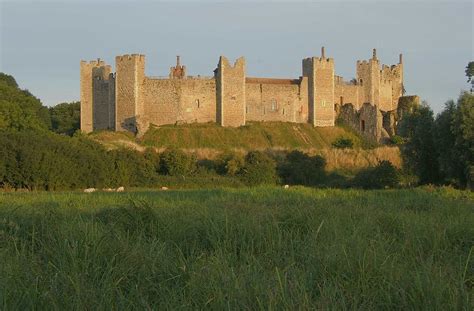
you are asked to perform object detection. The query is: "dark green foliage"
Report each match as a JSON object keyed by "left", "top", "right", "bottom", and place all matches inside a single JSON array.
[
  {"left": 0, "top": 131, "right": 113, "bottom": 190},
  {"left": 0, "top": 73, "right": 18, "bottom": 88},
  {"left": 400, "top": 92, "right": 474, "bottom": 188},
  {"left": 0, "top": 72, "right": 51, "bottom": 131},
  {"left": 49, "top": 101, "right": 80, "bottom": 136},
  {"left": 239, "top": 151, "right": 278, "bottom": 186},
  {"left": 110, "top": 148, "right": 158, "bottom": 187},
  {"left": 398, "top": 103, "right": 440, "bottom": 184},
  {"left": 466, "top": 61, "right": 474, "bottom": 92},
  {"left": 332, "top": 137, "right": 354, "bottom": 149},
  {"left": 215, "top": 152, "right": 245, "bottom": 176},
  {"left": 160, "top": 148, "right": 196, "bottom": 176},
  {"left": 279, "top": 150, "right": 326, "bottom": 186},
  {"left": 0, "top": 131, "right": 190, "bottom": 190},
  {"left": 353, "top": 160, "right": 401, "bottom": 189},
  {"left": 389, "top": 135, "right": 404, "bottom": 145}
]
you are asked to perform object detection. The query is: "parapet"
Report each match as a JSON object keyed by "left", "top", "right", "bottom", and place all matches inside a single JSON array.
[
  {"left": 219, "top": 56, "right": 245, "bottom": 69},
  {"left": 81, "top": 59, "right": 107, "bottom": 68},
  {"left": 115, "top": 54, "right": 145, "bottom": 62}
]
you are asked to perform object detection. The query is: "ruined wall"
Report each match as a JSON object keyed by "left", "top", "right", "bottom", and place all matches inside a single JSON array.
[
  {"left": 143, "top": 77, "right": 216, "bottom": 126},
  {"left": 245, "top": 78, "right": 307, "bottom": 123},
  {"left": 380, "top": 60, "right": 403, "bottom": 110},
  {"left": 335, "top": 78, "right": 362, "bottom": 110},
  {"left": 216, "top": 57, "right": 246, "bottom": 127},
  {"left": 339, "top": 102, "right": 384, "bottom": 142}
]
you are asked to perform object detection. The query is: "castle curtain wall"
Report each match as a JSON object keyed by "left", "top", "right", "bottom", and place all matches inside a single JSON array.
[
  {"left": 143, "top": 78, "right": 216, "bottom": 126},
  {"left": 81, "top": 50, "right": 407, "bottom": 142},
  {"left": 245, "top": 78, "right": 307, "bottom": 123}
]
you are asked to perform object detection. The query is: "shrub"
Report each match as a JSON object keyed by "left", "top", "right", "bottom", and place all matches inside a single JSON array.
[
  {"left": 332, "top": 137, "right": 354, "bottom": 149},
  {"left": 159, "top": 148, "right": 196, "bottom": 176},
  {"left": 239, "top": 151, "right": 278, "bottom": 186},
  {"left": 215, "top": 152, "right": 245, "bottom": 176},
  {"left": 279, "top": 150, "right": 326, "bottom": 186},
  {"left": 389, "top": 135, "right": 404, "bottom": 145},
  {"left": 353, "top": 160, "right": 401, "bottom": 189}
]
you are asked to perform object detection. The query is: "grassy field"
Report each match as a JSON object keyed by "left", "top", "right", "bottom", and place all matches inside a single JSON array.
[{"left": 1, "top": 187, "right": 473, "bottom": 309}]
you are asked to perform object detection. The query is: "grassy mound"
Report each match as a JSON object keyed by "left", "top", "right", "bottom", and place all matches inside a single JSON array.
[
  {"left": 91, "top": 122, "right": 369, "bottom": 150},
  {"left": 0, "top": 187, "right": 472, "bottom": 308}
]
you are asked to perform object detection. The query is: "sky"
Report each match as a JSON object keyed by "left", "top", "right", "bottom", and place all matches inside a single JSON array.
[{"left": 0, "top": 0, "right": 472, "bottom": 112}]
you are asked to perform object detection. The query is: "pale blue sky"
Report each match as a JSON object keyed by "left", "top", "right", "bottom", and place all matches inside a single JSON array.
[{"left": 1, "top": 0, "right": 472, "bottom": 112}]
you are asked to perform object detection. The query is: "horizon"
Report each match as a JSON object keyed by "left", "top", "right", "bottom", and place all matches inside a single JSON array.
[{"left": 1, "top": 0, "right": 472, "bottom": 113}]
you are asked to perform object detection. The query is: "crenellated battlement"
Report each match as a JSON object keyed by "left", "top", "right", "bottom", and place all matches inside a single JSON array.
[{"left": 115, "top": 54, "right": 145, "bottom": 62}]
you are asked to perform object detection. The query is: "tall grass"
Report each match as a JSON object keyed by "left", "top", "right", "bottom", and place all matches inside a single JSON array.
[{"left": 0, "top": 187, "right": 472, "bottom": 309}]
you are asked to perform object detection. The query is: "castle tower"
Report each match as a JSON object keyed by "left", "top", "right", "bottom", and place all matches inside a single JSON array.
[
  {"left": 80, "top": 59, "right": 113, "bottom": 133},
  {"left": 115, "top": 54, "right": 145, "bottom": 132},
  {"left": 356, "top": 48, "right": 380, "bottom": 106},
  {"left": 169, "top": 55, "right": 187, "bottom": 79},
  {"left": 216, "top": 56, "right": 246, "bottom": 127},
  {"left": 302, "top": 47, "right": 335, "bottom": 126}
]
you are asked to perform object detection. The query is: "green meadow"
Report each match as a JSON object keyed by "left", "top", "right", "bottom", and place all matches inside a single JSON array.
[{"left": 0, "top": 187, "right": 473, "bottom": 309}]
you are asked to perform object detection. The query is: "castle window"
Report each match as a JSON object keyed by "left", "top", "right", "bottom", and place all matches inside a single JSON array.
[
  {"left": 246, "top": 106, "right": 249, "bottom": 114},
  {"left": 271, "top": 99, "right": 277, "bottom": 111},
  {"left": 321, "top": 100, "right": 326, "bottom": 107},
  {"left": 361, "top": 120, "right": 366, "bottom": 132},
  {"left": 195, "top": 99, "right": 200, "bottom": 108},
  {"left": 359, "top": 79, "right": 363, "bottom": 86}
]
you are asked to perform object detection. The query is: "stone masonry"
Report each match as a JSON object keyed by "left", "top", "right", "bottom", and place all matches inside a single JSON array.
[{"left": 80, "top": 48, "right": 414, "bottom": 141}]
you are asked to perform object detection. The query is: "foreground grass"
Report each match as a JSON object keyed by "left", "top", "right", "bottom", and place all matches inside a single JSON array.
[{"left": 0, "top": 187, "right": 473, "bottom": 309}]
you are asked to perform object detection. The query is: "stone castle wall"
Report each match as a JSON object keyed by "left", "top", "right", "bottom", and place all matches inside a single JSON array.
[
  {"left": 245, "top": 78, "right": 307, "bottom": 123},
  {"left": 143, "top": 77, "right": 216, "bottom": 126},
  {"left": 80, "top": 48, "right": 409, "bottom": 142}
]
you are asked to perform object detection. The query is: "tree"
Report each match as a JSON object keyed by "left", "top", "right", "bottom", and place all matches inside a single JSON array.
[
  {"left": 0, "top": 72, "right": 51, "bottom": 132},
  {"left": 452, "top": 92, "right": 474, "bottom": 186},
  {"left": 352, "top": 160, "right": 400, "bottom": 189},
  {"left": 49, "top": 101, "right": 80, "bottom": 136},
  {"left": 398, "top": 103, "right": 440, "bottom": 184},
  {"left": 239, "top": 151, "right": 278, "bottom": 186},
  {"left": 466, "top": 61, "right": 474, "bottom": 92},
  {"left": 279, "top": 150, "right": 326, "bottom": 186}
]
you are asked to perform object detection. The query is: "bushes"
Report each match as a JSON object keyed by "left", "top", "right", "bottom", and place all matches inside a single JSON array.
[
  {"left": 353, "top": 160, "right": 401, "bottom": 189},
  {"left": 215, "top": 152, "right": 245, "bottom": 176},
  {"left": 239, "top": 151, "right": 278, "bottom": 186},
  {"left": 159, "top": 148, "right": 196, "bottom": 176},
  {"left": 279, "top": 150, "right": 326, "bottom": 186},
  {"left": 332, "top": 137, "right": 354, "bottom": 149}
]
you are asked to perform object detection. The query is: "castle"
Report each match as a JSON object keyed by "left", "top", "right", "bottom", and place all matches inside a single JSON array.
[{"left": 80, "top": 48, "right": 417, "bottom": 141}]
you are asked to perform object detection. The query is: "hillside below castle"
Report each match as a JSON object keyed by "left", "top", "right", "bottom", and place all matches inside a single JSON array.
[{"left": 80, "top": 48, "right": 419, "bottom": 142}]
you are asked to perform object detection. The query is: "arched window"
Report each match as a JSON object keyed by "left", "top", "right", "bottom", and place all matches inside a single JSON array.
[{"left": 271, "top": 99, "right": 277, "bottom": 111}]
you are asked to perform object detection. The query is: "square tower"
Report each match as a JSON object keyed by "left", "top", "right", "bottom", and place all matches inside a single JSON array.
[
  {"left": 115, "top": 54, "right": 145, "bottom": 132},
  {"left": 216, "top": 56, "right": 246, "bottom": 127},
  {"left": 302, "top": 47, "right": 335, "bottom": 126}
]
